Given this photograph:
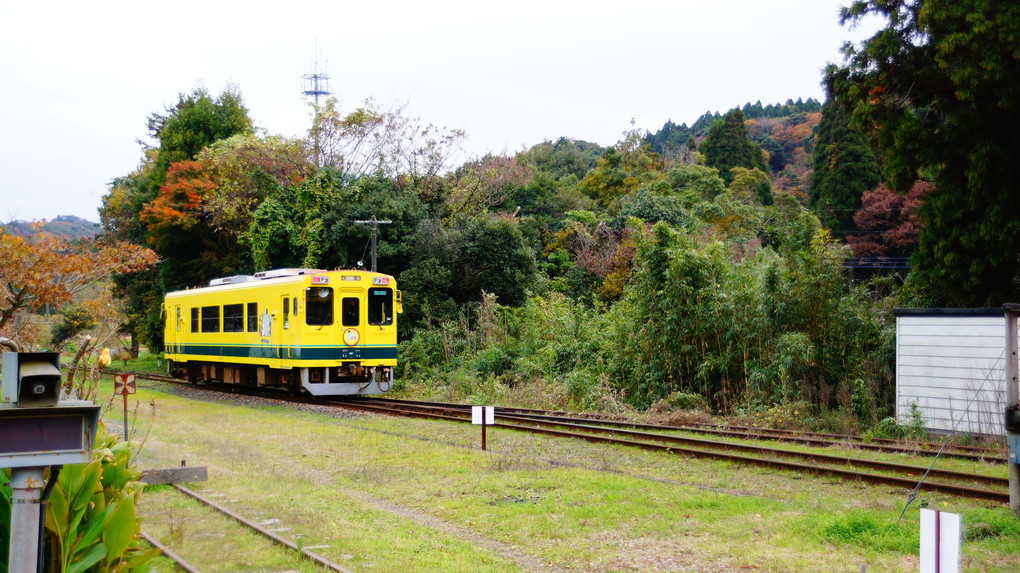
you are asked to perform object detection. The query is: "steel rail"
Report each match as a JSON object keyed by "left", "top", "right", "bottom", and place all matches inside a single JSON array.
[
  {"left": 350, "top": 396, "right": 1007, "bottom": 463},
  {"left": 495, "top": 414, "right": 1008, "bottom": 489},
  {"left": 489, "top": 419, "right": 1010, "bottom": 503},
  {"left": 498, "top": 411, "right": 1006, "bottom": 464},
  {"left": 172, "top": 485, "right": 353, "bottom": 573},
  {"left": 128, "top": 373, "right": 1010, "bottom": 503},
  {"left": 343, "top": 399, "right": 1010, "bottom": 503},
  {"left": 139, "top": 530, "right": 203, "bottom": 573}
]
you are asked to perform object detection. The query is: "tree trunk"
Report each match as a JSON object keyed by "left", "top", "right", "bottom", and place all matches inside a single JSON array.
[{"left": 66, "top": 336, "right": 95, "bottom": 390}]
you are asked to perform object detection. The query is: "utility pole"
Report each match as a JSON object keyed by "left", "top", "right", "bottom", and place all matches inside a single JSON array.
[
  {"left": 354, "top": 216, "right": 392, "bottom": 272},
  {"left": 1003, "top": 304, "right": 1020, "bottom": 515}
]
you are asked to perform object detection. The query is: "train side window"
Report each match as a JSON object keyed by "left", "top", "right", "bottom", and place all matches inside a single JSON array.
[
  {"left": 306, "top": 287, "right": 334, "bottom": 326},
  {"left": 191, "top": 308, "right": 199, "bottom": 333},
  {"left": 223, "top": 304, "right": 244, "bottom": 332},
  {"left": 341, "top": 297, "right": 359, "bottom": 327},
  {"left": 247, "top": 302, "right": 258, "bottom": 332},
  {"left": 368, "top": 288, "right": 393, "bottom": 326},
  {"left": 293, "top": 297, "right": 298, "bottom": 315},
  {"left": 176, "top": 307, "right": 181, "bottom": 332},
  {"left": 201, "top": 306, "right": 220, "bottom": 333},
  {"left": 283, "top": 298, "right": 290, "bottom": 330}
]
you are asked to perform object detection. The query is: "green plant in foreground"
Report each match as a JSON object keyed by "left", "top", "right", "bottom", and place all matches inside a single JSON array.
[
  {"left": 0, "top": 469, "right": 9, "bottom": 572},
  {"left": 1, "top": 423, "right": 156, "bottom": 573},
  {"left": 47, "top": 425, "right": 158, "bottom": 572},
  {"left": 45, "top": 424, "right": 157, "bottom": 572}
]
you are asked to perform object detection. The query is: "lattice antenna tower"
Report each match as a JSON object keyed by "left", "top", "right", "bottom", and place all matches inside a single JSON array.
[{"left": 302, "top": 48, "right": 331, "bottom": 106}]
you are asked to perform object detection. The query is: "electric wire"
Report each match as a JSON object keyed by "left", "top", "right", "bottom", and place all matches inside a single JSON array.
[
  {"left": 897, "top": 327, "right": 1014, "bottom": 521},
  {"left": 358, "top": 234, "right": 371, "bottom": 268}
]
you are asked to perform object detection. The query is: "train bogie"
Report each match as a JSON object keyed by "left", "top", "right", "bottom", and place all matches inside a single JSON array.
[{"left": 162, "top": 268, "right": 401, "bottom": 395}]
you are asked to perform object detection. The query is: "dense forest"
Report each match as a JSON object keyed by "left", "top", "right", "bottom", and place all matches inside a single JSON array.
[
  {"left": 89, "top": 87, "right": 897, "bottom": 428},
  {"left": 6, "top": 0, "right": 1019, "bottom": 433}
]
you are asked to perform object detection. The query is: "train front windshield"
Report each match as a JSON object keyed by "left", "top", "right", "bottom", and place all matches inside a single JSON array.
[{"left": 368, "top": 288, "right": 393, "bottom": 326}]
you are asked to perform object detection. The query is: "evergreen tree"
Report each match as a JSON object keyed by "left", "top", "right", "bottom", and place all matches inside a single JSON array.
[
  {"left": 700, "top": 109, "right": 768, "bottom": 186},
  {"left": 808, "top": 99, "right": 881, "bottom": 239},
  {"left": 827, "top": 0, "right": 1020, "bottom": 305},
  {"left": 100, "top": 85, "right": 254, "bottom": 348},
  {"left": 146, "top": 86, "right": 252, "bottom": 190}
]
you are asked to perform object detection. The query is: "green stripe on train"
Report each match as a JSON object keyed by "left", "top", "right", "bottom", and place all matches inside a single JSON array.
[{"left": 165, "top": 344, "right": 397, "bottom": 360}]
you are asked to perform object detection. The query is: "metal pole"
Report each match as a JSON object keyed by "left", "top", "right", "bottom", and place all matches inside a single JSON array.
[
  {"left": 370, "top": 221, "right": 377, "bottom": 272},
  {"left": 353, "top": 217, "right": 392, "bottom": 273},
  {"left": 9, "top": 467, "right": 44, "bottom": 573},
  {"left": 1004, "top": 304, "right": 1020, "bottom": 515}
]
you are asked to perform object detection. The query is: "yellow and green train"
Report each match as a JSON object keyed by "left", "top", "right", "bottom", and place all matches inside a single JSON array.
[{"left": 162, "top": 268, "right": 401, "bottom": 395}]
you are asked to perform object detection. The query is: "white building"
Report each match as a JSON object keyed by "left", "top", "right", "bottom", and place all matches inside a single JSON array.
[{"left": 895, "top": 309, "right": 1008, "bottom": 437}]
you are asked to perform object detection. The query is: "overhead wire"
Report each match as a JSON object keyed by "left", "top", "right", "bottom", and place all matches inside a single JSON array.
[{"left": 897, "top": 326, "right": 1014, "bottom": 522}]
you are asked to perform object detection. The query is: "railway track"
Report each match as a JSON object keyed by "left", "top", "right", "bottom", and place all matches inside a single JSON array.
[
  {"left": 141, "top": 483, "right": 352, "bottom": 573},
  {"left": 125, "top": 371, "right": 1010, "bottom": 504},
  {"left": 342, "top": 397, "right": 1010, "bottom": 503},
  {"left": 355, "top": 396, "right": 1007, "bottom": 464}
]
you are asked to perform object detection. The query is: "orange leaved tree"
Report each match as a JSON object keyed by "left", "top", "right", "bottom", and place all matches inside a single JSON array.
[{"left": 0, "top": 226, "right": 158, "bottom": 346}]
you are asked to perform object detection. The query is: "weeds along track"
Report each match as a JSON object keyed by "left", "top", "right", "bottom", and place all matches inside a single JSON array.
[
  {"left": 359, "top": 397, "right": 1007, "bottom": 464},
  {"left": 126, "top": 372, "right": 1010, "bottom": 504},
  {"left": 141, "top": 484, "right": 352, "bottom": 573},
  {"left": 342, "top": 397, "right": 1010, "bottom": 504}
]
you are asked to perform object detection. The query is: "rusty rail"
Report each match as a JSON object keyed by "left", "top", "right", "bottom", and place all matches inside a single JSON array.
[{"left": 172, "top": 485, "right": 353, "bottom": 573}]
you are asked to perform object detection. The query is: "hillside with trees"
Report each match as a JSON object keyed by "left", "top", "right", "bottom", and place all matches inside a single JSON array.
[
  {"left": 6, "top": 0, "right": 1016, "bottom": 436},
  {"left": 76, "top": 83, "right": 896, "bottom": 431},
  {"left": 2, "top": 215, "right": 99, "bottom": 239}
]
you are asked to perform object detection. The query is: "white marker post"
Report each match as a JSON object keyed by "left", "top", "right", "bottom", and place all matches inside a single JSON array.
[
  {"left": 471, "top": 406, "right": 495, "bottom": 450},
  {"left": 920, "top": 508, "right": 960, "bottom": 573}
]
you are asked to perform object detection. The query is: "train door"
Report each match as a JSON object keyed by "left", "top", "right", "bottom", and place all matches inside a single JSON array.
[
  {"left": 277, "top": 294, "right": 296, "bottom": 365},
  {"left": 171, "top": 304, "right": 181, "bottom": 354},
  {"left": 339, "top": 290, "right": 362, "bottom": 348}
]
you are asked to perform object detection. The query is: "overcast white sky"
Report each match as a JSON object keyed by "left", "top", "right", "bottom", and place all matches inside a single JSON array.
[{"left": 0, "top": 0, "right": 876, "bottom": 223}]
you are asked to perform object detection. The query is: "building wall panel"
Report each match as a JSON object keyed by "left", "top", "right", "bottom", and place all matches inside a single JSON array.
[{"left": 895, "top": 311, "right": 1009, "bottom": 437}]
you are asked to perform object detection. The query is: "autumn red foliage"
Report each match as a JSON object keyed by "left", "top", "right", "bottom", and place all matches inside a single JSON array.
[
  {"left": 846, "top": 181, "right": 929, "bottom": 257},
  {"left": 140, "top": 160, "right": 216, "bottom": 248}
]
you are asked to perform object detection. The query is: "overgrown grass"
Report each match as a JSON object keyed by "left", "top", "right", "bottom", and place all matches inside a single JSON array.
[
  {"left": 124, "top": 381, "right": 1019, "bottom": 572},
  {"left": 115, "top": 351, "right": 165, "bottom": 373},
  {"left": 820, "top": 511, "right": 918, "bottom": 553}
]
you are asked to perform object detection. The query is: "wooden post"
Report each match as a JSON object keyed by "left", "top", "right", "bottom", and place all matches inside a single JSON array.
[
  {"left": 353, "top": 217, "right": 392, "bottom": 272},
  {"left": 935, "top": 509, "right": 941, "bottom": 573},
  {"left": 1003, "top": 304, "right": 1020, "bottom": 515},
  {"left": 122, "top": 388, "right": 129, "bottom": 442}
]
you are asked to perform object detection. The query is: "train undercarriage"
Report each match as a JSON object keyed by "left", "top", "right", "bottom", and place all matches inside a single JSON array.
[{"left": 167, "top": 360, "right": 393, "bottom": 395}]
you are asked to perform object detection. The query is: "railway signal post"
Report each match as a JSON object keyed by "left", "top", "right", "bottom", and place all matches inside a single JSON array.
[
  {"left": 114, "top": 373, "right": 137, "bottom": 443},
  {"left": 1004, "top": 304, "right": 1020, "bottom": 516}
]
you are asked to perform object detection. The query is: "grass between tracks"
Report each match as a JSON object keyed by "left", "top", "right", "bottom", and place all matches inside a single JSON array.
[{"left": 114, "top": 380, "right": 1019, "bottom": 573}]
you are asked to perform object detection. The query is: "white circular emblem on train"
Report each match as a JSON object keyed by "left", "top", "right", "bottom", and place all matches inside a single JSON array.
[{"left": 343, "top": 328, "right": 360, "bottom": 346}]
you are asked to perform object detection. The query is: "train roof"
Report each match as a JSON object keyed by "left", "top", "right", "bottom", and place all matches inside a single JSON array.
[{"left": 165, "top": 268, "right": 395, "bottom": 297}]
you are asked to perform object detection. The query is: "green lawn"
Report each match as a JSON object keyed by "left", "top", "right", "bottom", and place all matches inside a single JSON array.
[{"left": 121, "top": 380, "right": 1019, "bottom": 572}]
